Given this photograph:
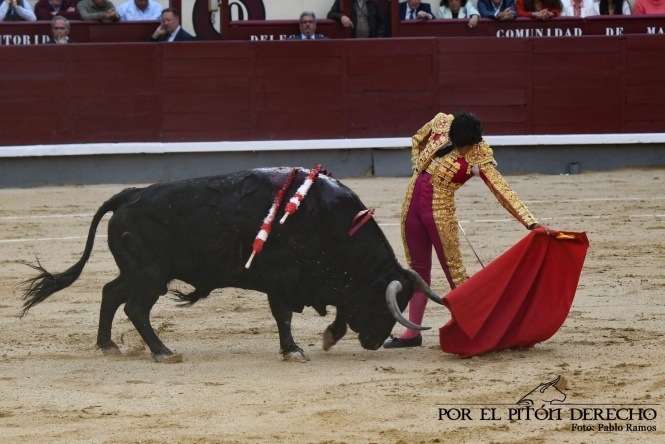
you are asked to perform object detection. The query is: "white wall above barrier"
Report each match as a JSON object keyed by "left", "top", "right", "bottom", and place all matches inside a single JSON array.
[{"left": 2, "top": 134, "right": 665, "bottom": 158}]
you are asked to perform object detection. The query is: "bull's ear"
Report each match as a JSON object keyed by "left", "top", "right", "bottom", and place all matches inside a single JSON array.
[
  {"left": 405, "top": 268, "right": 418, "bottom": 285},
  {"left": 380, "top": 276, "right": 412, "bottom": 310},
  {"left": 373, "top": 276, "right": 404, "bottom": 307},
  {"left": 370, "top": 278, "right": 388, "bottom": 297}
]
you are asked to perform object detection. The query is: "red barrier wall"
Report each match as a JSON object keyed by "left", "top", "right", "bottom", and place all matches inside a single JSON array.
[
  {"left": 393, "top": 16, "right": 665, "bottom": 38},
  {"left": 0, "top": 20, "right": 158, "bottom": 44},
  {"left": 1, "top": 35, "right": 664, "bottom": 147},
  {"left": 226, "top": 19, "right": 353, "bottom": 40},
  {"left": 1, "top": 16, "right": 663, "bottom": 45}
]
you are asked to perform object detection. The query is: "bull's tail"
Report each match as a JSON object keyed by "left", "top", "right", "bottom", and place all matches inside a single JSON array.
[{"left": 20, "top": 188, "right": 138, "bottom": 317}]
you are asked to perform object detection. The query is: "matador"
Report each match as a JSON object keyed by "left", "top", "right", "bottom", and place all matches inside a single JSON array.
[{"left": 384, "top": 111, "right": 545, "bottom": 348}]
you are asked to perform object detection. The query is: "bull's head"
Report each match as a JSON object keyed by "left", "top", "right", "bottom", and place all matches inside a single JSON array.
[{"left": 353, "top": 270, "right": 443, "bottom": 350}]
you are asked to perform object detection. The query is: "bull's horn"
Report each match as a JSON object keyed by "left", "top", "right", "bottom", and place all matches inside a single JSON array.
[
  {"left": 408, "top": 269, "right": 443, "bottom": 305},
  {"left": 386, "top": 281, "right": 430, "bottom": 331}
]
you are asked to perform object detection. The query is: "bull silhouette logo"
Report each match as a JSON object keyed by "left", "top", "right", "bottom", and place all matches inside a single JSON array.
[{"left": 517, "top": 375, "right": 567, "bottom": 406}]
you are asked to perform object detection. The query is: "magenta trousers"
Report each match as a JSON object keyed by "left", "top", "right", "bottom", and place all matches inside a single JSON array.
[{"left": 401, "top": 173, "right": 458, "bottom": 338}]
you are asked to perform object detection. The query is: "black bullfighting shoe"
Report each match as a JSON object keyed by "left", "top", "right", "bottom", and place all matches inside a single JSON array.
[{"left": 383, "top": 334, "right": 423, "bottom": 349}]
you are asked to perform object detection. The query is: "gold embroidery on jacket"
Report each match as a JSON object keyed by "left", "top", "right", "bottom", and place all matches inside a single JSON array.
[
  {"left": 426, "top": 149, "right": 463, "bottom": 191},
  {"left": 479, "top": 163, "right": 537, "bottom": 229},
  {"left": 465, "top": 140, "right": 495, "bottom": 166},
  {"left": 402, "top": 116, "right": 537, "bottom": 284},
  {"left": 411, "top": 113, "right": 453, "bottom": 174},
  {"left": 432, "top": 185, "right": 468, "bottom": 286}
]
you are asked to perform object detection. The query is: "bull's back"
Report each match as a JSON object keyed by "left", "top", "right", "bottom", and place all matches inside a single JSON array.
[
  {"left": 109, "top": 169, "right": 273, "bottom": 260},
  {"left": 106, "top": 168, "right": 363, "bottom": 290}
]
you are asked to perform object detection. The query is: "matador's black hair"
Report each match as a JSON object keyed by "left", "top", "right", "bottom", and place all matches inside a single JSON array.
[{"left": 449, "top": 111, "right": 483, "bottom": 148}]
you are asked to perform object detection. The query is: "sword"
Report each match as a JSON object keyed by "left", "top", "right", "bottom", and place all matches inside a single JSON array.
[{"left": 458, "top": 222, "right": 484, "bottom": 268}]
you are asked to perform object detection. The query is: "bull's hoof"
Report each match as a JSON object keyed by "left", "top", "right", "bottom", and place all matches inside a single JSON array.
[
  {"left": 98, "top": 341, "right": 121, "bottom": 355},
  {"left": 102, "top": 346, "right": 122, "bottom": 355},
  {"left": 283, "top": 350, "right": 309, "bottom": 363},
  {"left": 322, "top": 328, "right": 337, "bottom": 351},
  {"left": 152, "top": 352, "right": 183, "bottom": 364}
]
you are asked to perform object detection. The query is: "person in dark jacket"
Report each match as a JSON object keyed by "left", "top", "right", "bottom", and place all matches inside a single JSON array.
[
  {"left": 287, "top": 10, "right": 329, "bottom": 40},
  {"left": 477, "top": 0, "right": 517, "bottom": 19},
  {"left": 35, "top": 0, "right": 81, "bottom": 21},
  {"left": 400, "top": 0, "right": 434, "bottom": 20},
  {"left": 327, "top": 0, "right": 386, "bottom": 38},
  {"left": 149, "top": 8, "right": 195, "bottom": 42}
]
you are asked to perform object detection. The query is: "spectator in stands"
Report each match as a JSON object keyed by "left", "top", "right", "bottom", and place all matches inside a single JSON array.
[
  {"left": 288, "top": 10, "right": 329, "bottom": 40},
  {"left": 632, "top": 0, "right": 665, "bottom": 14},
  {"left": 585, "top": 0, "right": 631, "bottom": 14},
  {"left": 561, "top": 0, "right": 590, "bottom": 15},
  {"left": 116, "top": 0, "right": 161, "bottom": 21},
  {"left": 327, "top": 0, "right": 387, "bottom": 38},
  {"left": 400, "top": 0, "right": 434, "bottom": 20},
  {"left": 561, "top": 0, "right": 585, "bottom": 14},
  {"left": 50, "top": 15, "right": 71, "bottom": 44},
  {"left": 438, "top": 0, "right": 480, "bottom": 28},
  {"left": 516, "top": 0, "right": 562, "bottom": 19},
  {"left": 477, "top": 0, "right": 518, "bottom": 19},
  {"left": 0, "top": 0, "right": 37, "bottom": 21},
  {"left": 35, "top": 0, "right": 81, "bottom": 21},
  {"left": 150, "top": 8, "right": 195, "bottom": 41},
  {"left": 77, "top": 0, "right": 120, "bottom": 22}
]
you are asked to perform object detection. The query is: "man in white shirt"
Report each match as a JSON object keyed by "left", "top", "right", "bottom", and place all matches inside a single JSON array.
[{"left": 117, "top": 0, "right": 161, "bottom": 21}]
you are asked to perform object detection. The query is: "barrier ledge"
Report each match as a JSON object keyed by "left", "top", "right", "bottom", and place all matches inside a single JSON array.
[{"left": 2, "top": 133, "right": 665, "bottom": 158}]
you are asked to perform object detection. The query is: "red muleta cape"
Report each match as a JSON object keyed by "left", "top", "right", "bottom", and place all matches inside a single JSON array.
[{"left": 440, "top": 228, "right": 589, "bottom": 358}]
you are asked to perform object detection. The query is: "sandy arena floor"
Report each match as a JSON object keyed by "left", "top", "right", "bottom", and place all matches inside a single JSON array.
[{"left": 1, "top": 167, "right": 664, "bottom": 443}]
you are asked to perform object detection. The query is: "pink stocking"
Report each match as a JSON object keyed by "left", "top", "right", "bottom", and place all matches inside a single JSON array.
[{"left": 399, "top": 291, "right": 428, "bottom": 340}]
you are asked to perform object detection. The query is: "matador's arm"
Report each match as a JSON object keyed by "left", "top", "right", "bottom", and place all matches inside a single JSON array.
[
  {"left": 411, "top": 113, "right": 453, "bottom": 173},
  {"left": 410, "top": 117, "right": 435, "bottom": 172},
  {"left": 477, "top": 162, "right": 538, "bottom": 229}
]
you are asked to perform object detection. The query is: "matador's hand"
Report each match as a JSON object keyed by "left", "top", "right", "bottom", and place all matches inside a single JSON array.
[{"left": 530, "top": 222, "right": 551, "bottom": 234}]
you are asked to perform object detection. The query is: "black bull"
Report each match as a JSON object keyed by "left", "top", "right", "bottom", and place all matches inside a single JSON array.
[{"left": 21, "top": 167, "right": 442, "bottom": 362}]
